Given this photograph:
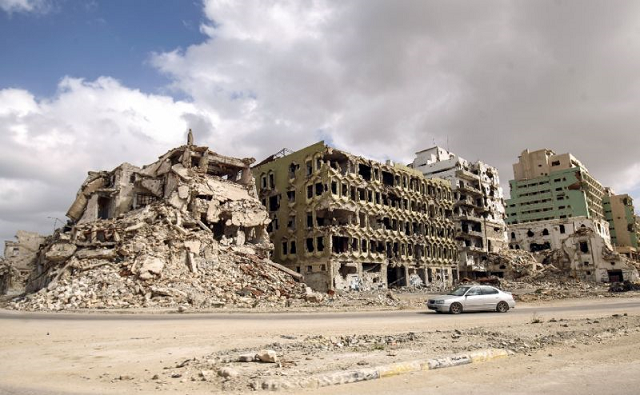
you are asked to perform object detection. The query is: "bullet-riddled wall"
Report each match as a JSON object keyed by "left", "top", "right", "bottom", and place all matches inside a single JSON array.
[{"left": 253, "top": 141, "right": 457, "bottom": 292}]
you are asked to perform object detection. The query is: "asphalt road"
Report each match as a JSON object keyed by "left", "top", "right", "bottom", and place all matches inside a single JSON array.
[
  {"left": 1, "top": 297, "right": 639, "bottom": 395},
  {"left": 1, "top": 298, "right": 639, "bottom": 321}
]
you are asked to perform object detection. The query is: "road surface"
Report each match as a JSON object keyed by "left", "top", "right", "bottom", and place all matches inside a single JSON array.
[{"left": 1, "top": 297, "right": 639, "bottom": 394}]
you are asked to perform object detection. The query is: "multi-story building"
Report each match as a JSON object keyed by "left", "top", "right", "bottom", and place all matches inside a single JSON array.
[
  {"left": 3, "top": 230, "right": 44, "bottom": 275},
  {"left": 508, "top": 216, "right": 638, "bottom": 283},
  {"left": 505, "top": 149, "right": 605, "bottom": 225},
  {"left": 603, "top": 191, "right": 640, "bottom": 261},
  {"left": 411, "top": 147, "right": 508, "bottom": 278},
  {"left": 253, "top": 141, "right": 458, "bottom": 292}
]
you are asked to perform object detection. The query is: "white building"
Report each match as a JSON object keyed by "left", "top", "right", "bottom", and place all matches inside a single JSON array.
[
  {"left": 412, "top": 147, "right": 508, "bottom": 278},
  {"left": 508, "top": 217, "right": 638, "bottom": 283}
]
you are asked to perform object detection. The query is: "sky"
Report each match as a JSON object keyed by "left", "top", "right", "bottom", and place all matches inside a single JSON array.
[{"left": 1, "top": 0, "right": 639, "bottom": 242}]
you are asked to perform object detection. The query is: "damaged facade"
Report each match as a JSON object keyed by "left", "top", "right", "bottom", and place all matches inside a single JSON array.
[
  {"left": 3, "top": 230, "right": 44, "bottom": 275},
  {"left": 603, "top": 191, "right": 640, "bottom": 262},
  {"left": 252, "top": 142, "right": 458, "bottom": 292},
  {"left": 508, "top": 217, "right": 638, "bottom": 283},
  {"left": 506, "top": 149, "right": 605, "bottom": 225},
  {"left": 411, "top": 147, "right": 508, "bottom": 279},
  {"left": 11, "top": 133, "right": 308, "bottom": 310},
  {"left": 0, "top": 231, "right": 45, "bottom": 294}
]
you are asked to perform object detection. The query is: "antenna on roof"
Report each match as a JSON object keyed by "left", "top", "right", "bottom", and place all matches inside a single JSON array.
[{"left": 447, "top": 135, "right": 449, "bottom": 152}]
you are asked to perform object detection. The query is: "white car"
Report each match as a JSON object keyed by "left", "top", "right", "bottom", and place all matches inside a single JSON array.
[{"left": 426, "top": 285, "right": 515, "bottom": 314}]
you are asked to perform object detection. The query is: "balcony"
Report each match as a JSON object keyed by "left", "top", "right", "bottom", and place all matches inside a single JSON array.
[
  {"left": 458, "top": 184, "right": 483, "bottom": 196},
  {"left": 455, "top": 229, "right": 484, "bottom": 239},
  {"left": 455, "top": 169, "right": 480, "bottom": 182},
  {"left": 455, "top": 213, "right": 483, "bottom": 222}
]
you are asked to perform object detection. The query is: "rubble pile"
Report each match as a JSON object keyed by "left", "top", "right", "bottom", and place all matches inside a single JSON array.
[
  {"left": 10, "top": 205, "right": 306, "bottom": 311},
  {"left": 484, "top": 249, "right": 542, "bottom": 279},
  {"left": 9, "top": 138, "right": 309, "bottom": 311},
  {"left": 608, "top": 280, "right": 640, "bottom": 293},
  {"left": 141, "top": 314, "right": 640, "bottom": 392}
]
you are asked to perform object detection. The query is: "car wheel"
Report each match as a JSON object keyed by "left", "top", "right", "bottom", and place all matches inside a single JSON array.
[
  {"left": 496, "top": 301, "right": 509, "bottom": 313},
  {"left": 449, "top": 302, "right": 463, "bottom": 314}
]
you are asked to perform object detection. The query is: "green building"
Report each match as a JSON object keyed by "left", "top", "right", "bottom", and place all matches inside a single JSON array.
[{"left": 505, "top": 149, "right": 605, "bottom": 225}]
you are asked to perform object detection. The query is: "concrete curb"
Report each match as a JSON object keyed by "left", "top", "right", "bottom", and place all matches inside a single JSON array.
[{"left": 258, "top": 348, "right": 511, "bottom": 391}]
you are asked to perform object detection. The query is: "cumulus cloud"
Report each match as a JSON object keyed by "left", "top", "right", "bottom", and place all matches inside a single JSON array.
[
  {"left": 0, "top": 77, "right": 213, "bottom": 239},
  {"left": 151, "top": 0, "right": 640, "bottom": 197},
  {"left": 2, "top": 0, "right": 640, "bottom": 240},
  {"left": 0, "top": 0, "right": 51, "bottom": 15}
]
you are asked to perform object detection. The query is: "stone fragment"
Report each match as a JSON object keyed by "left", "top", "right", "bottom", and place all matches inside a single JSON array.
[
  {"left": 45, "top": 243, "right": 77, "bottom": 262},
  {"left": 217, "top": 367, "right": 239, "bottom": 378},
  {"left": 256, "top": 349, "right": 278, "bottom": 363},
  {"left": 237, "top": 353, "right": 256, "bottom": 362}
]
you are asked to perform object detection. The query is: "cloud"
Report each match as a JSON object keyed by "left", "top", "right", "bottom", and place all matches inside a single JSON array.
[
  {"left": 0, "top": 77, "right": 214, "bottom": 240},
  {"left": 0, "top": 0, "right": 51, "bottom": 15},
  {"left": 151, "top": 0, "right": 640, "bottom": 205},
  {"left": 3, "top": 0, "right": 640, "bottom": 241}
]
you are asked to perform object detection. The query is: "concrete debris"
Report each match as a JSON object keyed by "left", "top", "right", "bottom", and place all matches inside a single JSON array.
[
  {"left": 256, "top": 350, "right": 278, "bottom": 363},
  {"left": 217, "top": 367, "right": 239, "bottom": 378},
  {"left": 507, "top": 217, "right": 639, "bottom": 283},
  {"left": 608, "top": 281, "right": 640, "bottom": 293},
  {"left": 155, "top": 315, "right": 640, "bottom": 392},
  {"left": 237, "top": 353, "right": 257, "bottom": 363},
  {"left": 8, "top": 136, "right": 309, "bottom": 311}
]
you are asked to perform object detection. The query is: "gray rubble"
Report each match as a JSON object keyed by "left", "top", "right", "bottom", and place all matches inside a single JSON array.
[{"left": 9, "top": 136, "right": 307, "bottom": 311}]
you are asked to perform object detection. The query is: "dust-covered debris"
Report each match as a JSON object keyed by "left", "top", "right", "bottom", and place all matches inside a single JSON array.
[
  {"left": 147, "top": 314, "right": 640, "bottom": 392},
  {"left": 9, "top": 135, "right": 309, "bottom": 311}
]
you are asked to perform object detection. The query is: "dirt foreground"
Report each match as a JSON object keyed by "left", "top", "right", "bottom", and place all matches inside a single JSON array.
[{"left": 1, "top": 297, "right": 640, "bottom": 394}]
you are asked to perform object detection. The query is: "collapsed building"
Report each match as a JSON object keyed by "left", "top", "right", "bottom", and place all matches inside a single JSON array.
[
  {"left": 0, "top": 231, "right": 45, "bottom": 294},
  {"left": 3, "top": 231, "right": 45, "bottom": 275},
  {"left": 252, "top": 141, "right": 458, "bottom": 292},
  {"left": 411, "top": 146, "right": 508, "bottom": 279},
  {"left": 10, "top": 133, "right": 308, "bottom": 310},
  {"left": 507, "top": 217, "right": 639, "bottom": 283}
]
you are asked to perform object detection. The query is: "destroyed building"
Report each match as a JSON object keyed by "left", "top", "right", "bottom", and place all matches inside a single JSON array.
[
  {"left": 10, "top": 133, "right": 308, "bottom": 310},
  {"left": 603, "top": 191, "right": 640, "bottom": 262},
  {"left": 507, "top": 217, "right": 638, "bottom": 283},
  {"left": 411, "top": 146, "right": 508, "bottom": 279},
  {"left": 252, "top": 141, "right": 458, "bottom": 292},
  {"left": 506, "top": 149, "right": 606, "bottom": 225},
  {"left": 0, "top": 231, "right": 45, "bottom": 295},
  {"left": 3, "top": 230, "right": 45, "bottom": 275}
]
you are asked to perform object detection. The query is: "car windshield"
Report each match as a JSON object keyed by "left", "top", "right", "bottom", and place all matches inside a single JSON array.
[{"left": 447, "top": 286, "right": 471, "bottom": 296}]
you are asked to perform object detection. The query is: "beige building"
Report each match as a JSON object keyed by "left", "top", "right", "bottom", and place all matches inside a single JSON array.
[
  {"left": 512, "top": 149, "right": 584, "bottom": 181},
  {"left": 253, "top": 141, "right": 458, "bottom": 292},
  {"left": 603, "top": 191, "right": 640, "bottom": 262},
  {"left": 3, "top": 230, "right": 45, "bottom": 274}
]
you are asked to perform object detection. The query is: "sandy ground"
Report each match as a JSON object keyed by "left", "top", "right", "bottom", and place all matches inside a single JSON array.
[{"left": 1, "top": 297, "right": 639, "bottom": 394}]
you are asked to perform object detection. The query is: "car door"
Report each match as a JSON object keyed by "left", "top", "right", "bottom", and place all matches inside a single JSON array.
[
  {"left": 463, "top": 286, "right": 484, "bottom": 311},
  {"left": 479, "top": 286, "right": 500, "bottom": 310}
]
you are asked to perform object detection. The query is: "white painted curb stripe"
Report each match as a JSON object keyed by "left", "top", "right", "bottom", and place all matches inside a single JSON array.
[{"left": 258, "top": 348, "right": 511, "bottom": 390}]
